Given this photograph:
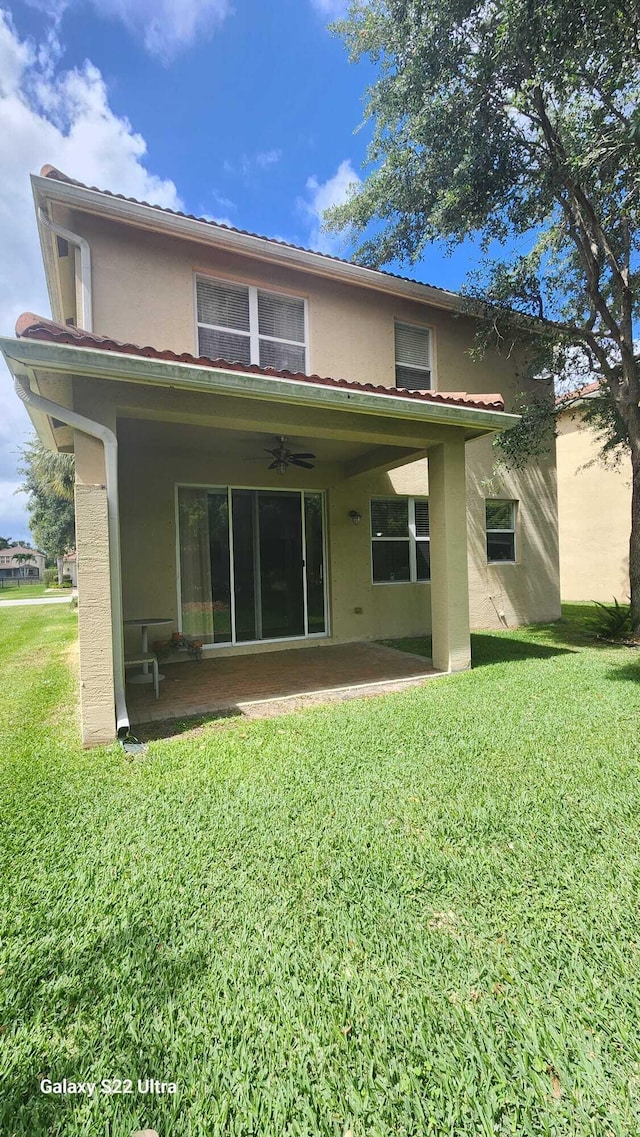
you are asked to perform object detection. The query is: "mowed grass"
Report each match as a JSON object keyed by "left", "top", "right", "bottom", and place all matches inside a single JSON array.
[
  {"left": 0, "top": 583, "right": 65, "bottom": 600},
  {"left": 1, "top": 605, "right": 640, "bottom": 1136}
]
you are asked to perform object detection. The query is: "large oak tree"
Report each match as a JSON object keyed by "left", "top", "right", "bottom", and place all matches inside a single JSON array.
[{"left": 327, "top": 0, "right": 640, "bottom": 635}]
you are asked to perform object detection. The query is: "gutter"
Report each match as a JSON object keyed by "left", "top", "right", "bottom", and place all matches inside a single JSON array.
[
  {"left": 14, "top": 374, "right": 129, "bottom": 739},
  {"left": 37, "top": 207, "right": 93, "bottom": 332},
  {"left": 2, "top": 335, "right": 521, "bottom": 437}
]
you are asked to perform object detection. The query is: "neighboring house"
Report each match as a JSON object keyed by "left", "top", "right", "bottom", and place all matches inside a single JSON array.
[
  {"left": 62, "top": 551, "right": 78, "bottom": 587},
  {"left": 0, "top": 546, "right": 45, "bottom": 581},
  {"left": 556, "top": 384, "right": 631, "bottom": 602},
  {"left": 1, "top": 166, "right": 560, "bottom": 745}
]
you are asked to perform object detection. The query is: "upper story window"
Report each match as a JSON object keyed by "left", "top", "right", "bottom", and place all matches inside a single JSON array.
[
  {"left": 196, "top": 277, "right": 307, "bottom": 373},
  {"left": 394, "top": 322, "right": 432, "bottom": 390},
  {"left": 485, "top": 500, "right": 517, "bottom": 563}
]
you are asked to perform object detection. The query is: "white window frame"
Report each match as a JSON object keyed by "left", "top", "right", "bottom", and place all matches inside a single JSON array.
[
  {"left": 485, "top": 499, "right": 517, "bottom": 564},
  {"left": 194, "top": 275, "right": 309, "bottom": 373},
  {"left": 394, "top": 320, "right": 433, "bottom": 391},
  {"left": 370, "top": 496, "right": 430, "bottom": 585}
]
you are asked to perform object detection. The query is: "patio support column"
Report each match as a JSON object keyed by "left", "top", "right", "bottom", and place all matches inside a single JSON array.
[
  {"left": 427, "top": 438, "right": 471, "bottom": 673},
  {"left": 74, "top": 427, "right": 116, "bottom": 746}
]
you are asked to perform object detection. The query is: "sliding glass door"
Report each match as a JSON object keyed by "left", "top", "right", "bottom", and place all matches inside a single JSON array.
[{"left": 178, "top": 486, "right": 326, "bottom": 646}]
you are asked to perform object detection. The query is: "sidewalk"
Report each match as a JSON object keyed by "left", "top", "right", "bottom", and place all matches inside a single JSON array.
[{"left": 0, "top": 594, "right": 75, "bottom": 607}]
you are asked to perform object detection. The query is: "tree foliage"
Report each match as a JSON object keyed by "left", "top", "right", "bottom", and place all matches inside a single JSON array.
[
  {"left": 327, "top": 0, "right": 640, "bottom": 633},
  {"left": 18, "top": 438, "right": 75, "bottom": 574}
]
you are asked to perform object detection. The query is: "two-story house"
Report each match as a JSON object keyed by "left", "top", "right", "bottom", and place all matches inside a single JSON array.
[
  {"left": 1, "top": 166, "right": 560, "bottom": 746},
  {"left": 0, "top": 546, "right": 45, "bottom": 582}
]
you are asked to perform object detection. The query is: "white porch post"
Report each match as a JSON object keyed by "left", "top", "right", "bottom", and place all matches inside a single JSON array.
[{"left": 428, "top": 438, "right": 471, "bottom": 673}]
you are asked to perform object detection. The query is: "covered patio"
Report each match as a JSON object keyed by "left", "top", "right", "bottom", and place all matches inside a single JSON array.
[
  {"left": 2, "top": 319, "right": 518, "bottom": 744},
  {"left": 126, "top": 640, "right": 440, "bottom": 725}
]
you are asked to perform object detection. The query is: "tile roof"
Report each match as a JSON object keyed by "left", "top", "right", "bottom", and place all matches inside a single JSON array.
[
  {"left": 556, "top": 381, "right": 600, "bottom": 406},
  {"left": 15, "top": 313, "right": 505, "bottom": 412},
  {"left": 0, "top": 546, "right": 43, "bottom": 559},
  {"left": 39, "top": 165, "right": 459, "bottom": 303}
]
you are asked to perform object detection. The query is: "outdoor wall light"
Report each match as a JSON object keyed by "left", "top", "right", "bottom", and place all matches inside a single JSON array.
[{"left": 349, "top": 510, "right": 362, "bottom": 526}]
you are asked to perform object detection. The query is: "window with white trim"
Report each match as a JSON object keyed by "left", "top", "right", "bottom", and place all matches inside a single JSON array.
[
  {"left": 196, "top": 277, "right": 307, "bottom": 372},
  {"left": 395, "top": 322, "right": 432, "bottom": 390},
  {"left": 371, "top": 497, "right": 430, "bottom": 583},
  {"left": 485, "top": 500, "right": 517, "bottom": 562}
]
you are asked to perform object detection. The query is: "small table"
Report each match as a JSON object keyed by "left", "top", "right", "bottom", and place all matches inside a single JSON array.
[{"left": 124, "top": 617, "right": 172, "bottom": 685}]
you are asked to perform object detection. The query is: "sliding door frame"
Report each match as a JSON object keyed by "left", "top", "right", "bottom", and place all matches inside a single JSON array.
[{"left": 175, "top": 482, "right": 330, "bottom": 650}]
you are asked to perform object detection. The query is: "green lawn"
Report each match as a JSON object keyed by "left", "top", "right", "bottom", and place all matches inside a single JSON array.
[
  {"left": 1, "top": 604, "right": 639, "bottom": 1136},
  {"left": 0, "top": 582, "right": 68, "bottom": 600}
]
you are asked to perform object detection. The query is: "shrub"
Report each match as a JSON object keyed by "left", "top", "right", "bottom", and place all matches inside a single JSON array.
[
  {"left": 589, "top": 598, "right": 632, "bottom": 640},
  {"left": 43, "top": 568, "right": 57, "bottom": 587}
]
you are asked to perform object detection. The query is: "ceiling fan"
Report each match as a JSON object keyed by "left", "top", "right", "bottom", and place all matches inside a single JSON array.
[{"left": 265, "top": 436, "right": 316, "bottom": 475}]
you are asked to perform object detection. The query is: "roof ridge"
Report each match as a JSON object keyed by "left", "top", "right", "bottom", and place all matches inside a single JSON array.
[
  {"left": 38, "top": 165, "right": 459, "bottom": 301},
  {"left": 15, "top": 313, "right": 505, "bottom": 412}
]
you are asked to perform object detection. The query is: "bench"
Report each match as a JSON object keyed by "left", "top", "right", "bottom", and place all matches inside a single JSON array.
[{"left": 124, "top": 652, "right": 160, "bottom": 699}]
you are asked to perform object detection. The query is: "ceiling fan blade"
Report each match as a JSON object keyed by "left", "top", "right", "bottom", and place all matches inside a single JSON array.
[
  {"left": 291, "top": 459, "right": 314, "bottom": 469},
  {"left": 292, "top": 452, "right": 316, "bottom": 460},
  {"left": 267, "top": 460, "right": 280, "bottom": 469}
]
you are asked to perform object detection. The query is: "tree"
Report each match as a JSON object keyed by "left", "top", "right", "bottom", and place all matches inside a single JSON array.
[
  {"left": 13, "top": 552, "right": 36, "bottom": 576},
  {"left": 0, "top": 537, "right": 12, "bottom": 549},
  {"left": 327, "top": 0, "right": 640, "bottom": 636},
  {"left": 18, "top": 438, "right": 75, "bottom": 585}
]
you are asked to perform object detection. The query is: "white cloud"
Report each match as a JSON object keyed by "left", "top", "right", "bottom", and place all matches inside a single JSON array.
[
  {"left": 0, "top": 484, "right": 30, "bottom": 544},
  {"left": 255, "top": 148, "right": 282, "bottom": 168},
  {"left": 0, "top": 10, "right": 183, "bottom": 542},
  {"left": 90, "top": 0, "right": 231, "bottom": 62},
  {"left": 310, "top": 0, "right": 351, "bottom": 19},
  {"left": 300, "top": 158, "right": 360, "bottom": 254},
  {"left": 224, "top": 149, "right": 283, "bottom": 180},
  {"left": 25, "top": 0, "right": 232, "bottom": 61}
]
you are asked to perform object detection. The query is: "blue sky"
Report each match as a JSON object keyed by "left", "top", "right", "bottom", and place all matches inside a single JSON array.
[{"left": 0, "top": 0, "right": 478, "bottom": 542}]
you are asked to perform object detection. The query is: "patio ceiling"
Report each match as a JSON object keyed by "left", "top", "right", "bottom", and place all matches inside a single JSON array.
[{"left": 117, "top": 416, "right": 377, "bottom": 466}]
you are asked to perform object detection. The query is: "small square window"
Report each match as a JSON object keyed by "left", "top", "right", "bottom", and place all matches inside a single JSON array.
[
  {"left": 395, "top": 322, "right": 432, "bottom": 390},
  {"left": 485, "top": 500, "right": 517, "bottom": 562}
]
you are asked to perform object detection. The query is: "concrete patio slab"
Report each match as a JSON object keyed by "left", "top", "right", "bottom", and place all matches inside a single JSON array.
[{"left": 126, "top": 641, "right": 440, "bottom": 726}]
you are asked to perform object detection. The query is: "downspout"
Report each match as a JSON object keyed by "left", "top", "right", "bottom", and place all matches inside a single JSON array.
[
  {"left": 37, "top": 208, "right": 93, "bottom": 332},
  {"left": 14, "top": 373, "right": 129, "bottom": 738}
]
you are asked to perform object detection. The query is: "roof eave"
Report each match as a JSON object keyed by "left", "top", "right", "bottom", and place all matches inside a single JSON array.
[
  {"left": 31, "top": 173, "right": 464, "bottom": 315},
  {"left": 1, "top": 334, "right": 519, "bottom": 438}
]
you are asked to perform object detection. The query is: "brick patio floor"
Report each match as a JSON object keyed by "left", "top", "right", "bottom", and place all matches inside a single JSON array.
[{"left": 126, "top": 641, "right": 439, "bottom": 725}]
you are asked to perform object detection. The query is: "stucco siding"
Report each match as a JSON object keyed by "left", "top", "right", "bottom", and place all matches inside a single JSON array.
[
  {"left": 465, "top": 435, "right": 560, "bottom": 627},
  {"left": 556, "top": 410, "right": 631, "bottom": 602},
  {"left": 64, "top": 209, "right": 529, "bottom": 406},
  {"left": 118, "top": 442, "right": 434, "bottom": 658},
  {"left": 74, "top": 481, "right": 116, "bottom": 745},
  {"left": 117, "top": 422, "right": 559, "bottom": 655}
]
